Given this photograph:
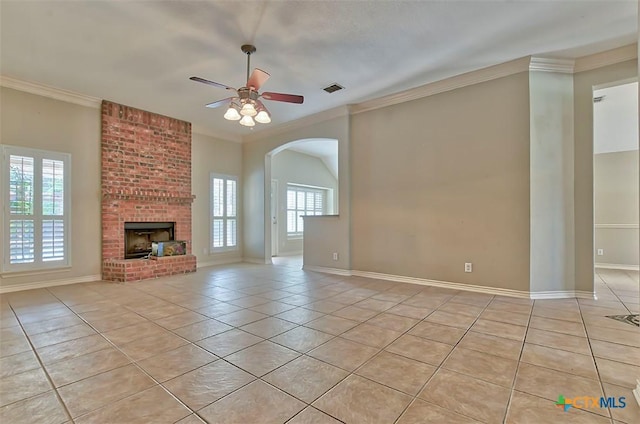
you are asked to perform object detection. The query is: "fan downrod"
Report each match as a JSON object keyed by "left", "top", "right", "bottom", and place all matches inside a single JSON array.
[{"left": 241, "top": 44, "right": 256, "bottom": 84}]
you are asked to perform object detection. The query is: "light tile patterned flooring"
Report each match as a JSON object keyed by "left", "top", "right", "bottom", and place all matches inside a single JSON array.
[{"left": 0, "top": 262, "right": 638, "bottom": 423}]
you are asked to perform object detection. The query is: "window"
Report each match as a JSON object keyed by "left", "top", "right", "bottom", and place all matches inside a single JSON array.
[
  {"left": 211, "top": 174, "right": 237, "bottom": 251},
  {"left": 286, "top": 184, "right": 325, "bottom": 237},
  {"left": 2, "top": 145, "right": 70, "bottom": 272}
]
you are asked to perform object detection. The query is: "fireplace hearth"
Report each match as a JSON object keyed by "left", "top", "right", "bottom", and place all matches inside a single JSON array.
[{"left": 124, "top": 222, "right": 174, "bottom": 259}]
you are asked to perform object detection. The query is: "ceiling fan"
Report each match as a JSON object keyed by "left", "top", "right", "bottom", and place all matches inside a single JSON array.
[{"left": 190, "top": 44, "right": 304, "bottom": 127}]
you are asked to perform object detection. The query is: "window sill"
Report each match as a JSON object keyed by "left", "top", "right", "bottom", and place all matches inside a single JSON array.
[
  {"left": 211, "top": 247, "right": 239, "bottom": 254},
  {"left": 302, "top": 215, "right": 339, "bottom": 218}
]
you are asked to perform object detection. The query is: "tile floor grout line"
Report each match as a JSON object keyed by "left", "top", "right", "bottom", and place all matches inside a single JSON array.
[
  {"left": 42, "top": 287, "right": 203, "bottom": 421},
  {"left": 576, "top": 288, "right": 617, "bottom": 423},
  {"left": 4, "top": 298, "right": 74, "bottom": 422},
  {"left": 259, "top": 371, "right": 348, "bottom": 423},
  {"left": 501, "top": 298, "right": 535, "bottom": 424},
  {"left": 597, "top": 269, "right": 635, "bottom": 315},
  {"left": 389, "top": 292, "right": 501, "bottom": 424},
  {"left": 421, "top": 294, "right": 510, "bottom": 423},
  {"left": 257, "top": 292, "right": 456, "bottom": 422},
  {"left": 3, "top": 266, "right": 636, "bottom": 423},
  {"left": 282, "top": 404, "right": 346, "bottom": 424}
]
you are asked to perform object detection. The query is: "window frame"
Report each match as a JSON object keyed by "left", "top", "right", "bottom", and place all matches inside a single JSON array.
[
  {"left": 286, "top": 184, "right": 327, "bottom": 239},
  {"left": 1, "top": 145, "right": 71, "bottom": 273},
  {"left": 210, "top": 173, "right": 238, "bottom": 252}
]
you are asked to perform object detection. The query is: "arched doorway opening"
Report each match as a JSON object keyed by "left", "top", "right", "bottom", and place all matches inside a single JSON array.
[{"left": 266, "top": 138, "right": 338, "bottom": 265}]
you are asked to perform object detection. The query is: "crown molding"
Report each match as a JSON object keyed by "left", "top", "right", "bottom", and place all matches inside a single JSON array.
[
  {"left": 192, "top": 125, "right": 242, "bottom": 143},
  {"left": 529, "top": 57, "right": 575, "bottom": 73},
  {"left": 242, "top": 105, "right": 350, "bottom": 143},
  {"left": 0, "top": 75, "right": 101, "bottom": 108},
  {"left": 351, "top": 56, "right": 532, "bottom": 115},
  {"left": 574, "top": 44, "right": 638, "bottom": 73}
]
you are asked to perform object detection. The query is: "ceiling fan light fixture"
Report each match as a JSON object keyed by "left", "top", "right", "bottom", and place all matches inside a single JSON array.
[
  {"left": 223, "top": 104, "right": 241, "bottom": 120},
  {"left": 239, "top": 115, "right": 255, "bottom": 127},
  {"left": 240, "top": 102, "right": 257, "bottom": 117},
  {"left": 190, "top": 44, "right": 303, "bottom": 128},
  {"left": 255, "top": 109, "right": 271, "bottom": 124}
]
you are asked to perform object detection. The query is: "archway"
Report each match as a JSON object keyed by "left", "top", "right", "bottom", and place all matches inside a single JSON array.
[{"left": 265, "top": 138, "right": 338, "bottom": 264}]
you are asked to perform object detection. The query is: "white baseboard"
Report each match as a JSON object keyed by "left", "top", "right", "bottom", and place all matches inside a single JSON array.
[
  {"left": 529, "top": 290, "right": 596, "bottom": 300},
  {"left": 595, "top": 263, "right": 640, "bottom": 271},
  {"left": 305, "top": 267, "right": 594, "bottom": 300},
  {"left": 303, "top": 265, "right": 352, "bottom": 276},
  {"left": 350, "top": 270, "right": 531, "bottom": 298},
  {"left": 197, "top": 257, "right": 242, "bottom": 268},
  {"left": 0, "top": 274, "right": 103, "bottom": 293},
  {"left": 243, "top": 257, "right": 269, "bottom": 265}
]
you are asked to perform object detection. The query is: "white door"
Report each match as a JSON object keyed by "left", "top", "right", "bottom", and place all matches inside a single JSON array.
[{"left": 271, "top": 179, "right": 278, "bottom": 257}]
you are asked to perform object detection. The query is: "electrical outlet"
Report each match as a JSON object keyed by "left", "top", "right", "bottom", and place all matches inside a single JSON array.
[
  {"left": 202, "top": 247, "right": 208, "bottom": 255},
  {"left": 464, "top": 263, "right": 472, "bottom": 273},
  {"left": 332, "top": 252, "right": 339, "bottom": 261},
  {"left": 597, "top": 249, "right": 604, "bottom": 256}
]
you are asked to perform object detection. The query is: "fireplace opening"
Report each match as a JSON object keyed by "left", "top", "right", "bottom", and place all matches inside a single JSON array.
[{"left": 124, "top": 222, "right": 174, "bottom": 259}]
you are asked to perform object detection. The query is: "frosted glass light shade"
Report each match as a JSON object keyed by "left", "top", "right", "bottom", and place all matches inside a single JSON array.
[
  {"left": 239, "top": 115, "right": 255, "bottom": 127},
  {"left": 223, "top": 106, "right": 241, "bottom": 120},
  {"left": 240, "top": 102, "right": 257, "bottom": 117},
  {"left": 255, "top": 110, "right": 271, "bottom": 124}
]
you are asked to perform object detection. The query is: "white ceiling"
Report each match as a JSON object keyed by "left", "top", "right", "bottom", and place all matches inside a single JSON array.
[
  {"left": 594, "top": 81, "right": 639, "bottom": 154},
  {"left": 0, "top": 1, "right": 637, "bottom": 140},
  {"left": 286, "top": 138, "right": 339, "bottom": 178}
]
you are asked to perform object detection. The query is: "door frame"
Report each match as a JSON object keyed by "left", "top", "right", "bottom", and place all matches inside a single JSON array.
[{"left": 271, "top": 179, "right": 279, "bottom": 257}]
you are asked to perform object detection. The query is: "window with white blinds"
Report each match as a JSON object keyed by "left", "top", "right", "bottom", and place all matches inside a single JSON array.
[
  {"left": 286, "top": 184, "right": 326, "bottom": 237},
  {"left": 2, "top": 145, "right": 70, "bottom": 272},
  {"left": 211, "top": 174, "right": 238, "bottom": 251}
]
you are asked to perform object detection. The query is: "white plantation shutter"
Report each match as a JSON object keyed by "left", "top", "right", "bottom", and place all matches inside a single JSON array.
[
  {"left": 42, "top": 158, "right": 65, "bottom": 262},
  {"left": 226, "top": 219, "right": 237, "bottom": 247},
  {"left": 42, "top": 219, "right": 65, "bottom": 261},
  {"left": 212, "top": 178, "right": 224, "bottom": 217},
  {"left": 2, "top": 146, "right": 70, "bottom": 272},
  {"left": 286, "top": 184, "right": 327, "bottom": 237},
  {"left": 212, "top": 219, "right": 224, "bottom": 248},
  {"left": 211, "top": 174, "right": 238, "bottom": 251},
  {"left": 9, "top": 220, "right": 35, "bottom": 264},
  {"left": 9, "top": 155, "right": 35, "bottom": 264}
]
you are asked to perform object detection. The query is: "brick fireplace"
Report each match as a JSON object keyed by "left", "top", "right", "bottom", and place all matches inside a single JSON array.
[{"left": 101, "top": 100, "right": 196, "bottom": 282}]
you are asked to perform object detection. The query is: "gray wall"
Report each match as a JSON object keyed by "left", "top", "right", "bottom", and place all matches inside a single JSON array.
[
  {"left": 351, "top": 72, "right": 531, "bottom": 291},
  {"left": 192, "top": 133, "right": 243, "bottom": 266},
  {"left": 594, "top": 150, "right": 639, "bottom": 266},
  {"left": 0, "top": 87, "right": 102, "bottom": 290},
  {"left": 271, "top": 149, "right": 338, "bottom": 255}
]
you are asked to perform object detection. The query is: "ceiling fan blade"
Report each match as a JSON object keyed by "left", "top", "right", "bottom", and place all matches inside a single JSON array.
[
  {"left": 205, "top": 97, "right": 235, "bottom": 109},
  {"left": 261, "top": 92, "right": 304, "bottom": 104},
  {"left": 189, "top": 76, "right": 236, "bottom": 91},
  {"left": 247, "top": 68, "right": 270, "bottom": 90}
]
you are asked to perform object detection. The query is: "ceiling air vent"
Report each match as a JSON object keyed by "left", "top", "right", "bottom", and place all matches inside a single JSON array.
[
  {"left": 593, "top": 95, "right": 606, "bottom": 103},
  {"left": 323, "top": 83, "right": 344, "bottom": 93}
]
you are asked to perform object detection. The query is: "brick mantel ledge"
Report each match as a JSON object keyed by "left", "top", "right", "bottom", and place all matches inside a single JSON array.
[
  {"left": 102, "top": 188, "right": 195, "bottom": 204},
  {"left": 102, "top": 193, "right": 196, "bottom": 204}
]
